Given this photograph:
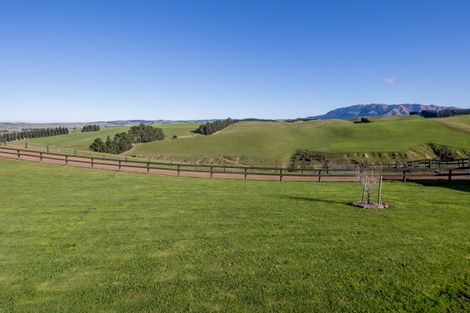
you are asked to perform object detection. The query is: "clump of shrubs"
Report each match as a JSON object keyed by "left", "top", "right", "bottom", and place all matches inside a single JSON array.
[
  {"left": 353, "top": 117, "right": 371, "bottom": 123},
  {"left": 193, "top": 118, "right": 234, "bottom": 135},
  {"left": 81, "top": 124, "right": 100, "bottom": 132},
  {"left": 429, "top": 143, "right": 455, "bottom": 161},
  {"left": 128, "top": 124, "right": 164, "bottom": 143},
  {"left": 89, "top": 124, "right": 164, "bottom": 154}
]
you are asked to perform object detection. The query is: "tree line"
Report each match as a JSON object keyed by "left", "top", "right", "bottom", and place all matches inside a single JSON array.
[
  {"left": 0, "top": 127, "right": 69, "bottom": 143},
  {"left": 81, "top": 124, "right": 100, "bottom": 132},
  {"left": 193, "top": 118, "right": 234, "bottom": 135},
  {"left": 89, "top": 124, "right": 165, "bottom": 154},
  {"left": 411, "top": 109, "right": 470, "bottom": 118}
]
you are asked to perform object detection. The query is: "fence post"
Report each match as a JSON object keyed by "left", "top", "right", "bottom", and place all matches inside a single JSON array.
[
  {"left": 118, "top": 160, "right": 122, "bottom": 171},
  {"left": 177, "top": 164, "right": 180, "bottom": 176},
  {"left": 377, "top": 175, "right": 383, "bottom": 204},
  {"left": 17, "top": 149, "right": 20, "bottom": 160},
  {"left": 210, "top": 166, "right": 213, "bottom": 178},
  {"left": 244, "top": 168, "right": 247, "bottom": 180},
  {"left": 91, "top": 158, "right": 94, "bottom": 168},
  {"left": 147, "top": 162, "right": 150, "bottom": 174},
  {"left": 279, "top": 169, "right": 283, "bottom": 181},
  {"left": 448, "top": 169, "right": 452, "bottom": 182},
  {"left": 65, "top": 155, "right": 68, "bottom": 165},
  {"left": 39, "top": 152, "right": 43, "bottom": 161},
  {"left": 402, "top": 170, "right": 407, "bottom": 183},
  {"left": 318, "top": 170, "right": 322, "bottom": 182}
]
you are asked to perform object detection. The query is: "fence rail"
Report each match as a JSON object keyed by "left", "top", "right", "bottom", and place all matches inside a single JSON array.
[{"left": 1, "top": 146, "right": 470, "bottom": 182}]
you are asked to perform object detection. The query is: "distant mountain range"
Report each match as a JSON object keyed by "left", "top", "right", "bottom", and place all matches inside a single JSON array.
[{"left": 307, "top": 104, "right": 461, "bottom": 120}]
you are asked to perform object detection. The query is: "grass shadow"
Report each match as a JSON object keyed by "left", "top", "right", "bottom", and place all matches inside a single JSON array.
[
  {"left": 414, "top": 180, "right": 470, "bottom": 193},
  {"left": 284, "top": 195, "right": 347, "bottom": 205}
]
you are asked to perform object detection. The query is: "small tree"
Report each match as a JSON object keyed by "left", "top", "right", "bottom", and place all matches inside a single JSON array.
[
  {"left": 356, "top": 165, "right": 381, "bottom": 204},
  {"left": 89, "top": 138, "right": 106, "bottom": 152}
]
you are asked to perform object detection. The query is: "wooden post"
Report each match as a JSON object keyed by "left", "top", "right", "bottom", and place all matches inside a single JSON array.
[
  {"left": 17, "top": 149, "right": 20, "bottom": 160},
  {"left": 279, "top": 169, "right": 283, "bottom": 181},
  {"left": 402, "top": 170, "right": 407, "bottom": 183},
  {"left": 147, "top": 162, "right": 150, "bottom": 174},
  {"left": 318, "top": 170, "right": 322, "bottom": 182},
  {"left": 377, "top": 175, "right": 383, "bottom": 204},
  {"left": 65, "top": 155, "right": 68, "bottom": 165},
  {"left": 210, "top": 166, "right": 213, "bottom": 178},
  {"left": 118, "top": 160, "right": 122, "bottom": 171},
  {"left": 91, "top": 158, "right": 94, "bottom": 168},
  {"left": 448, "top": 169, "right": 452, "bottom": 182},
  {"left": 244, "top": 168, "right": 247, "bottom": 180},
  {"left": 39, "top": 152, "right": 43, "bottom": 161},
  {"left": 177, "top": 164, "right": 180, "bottom": 176}
]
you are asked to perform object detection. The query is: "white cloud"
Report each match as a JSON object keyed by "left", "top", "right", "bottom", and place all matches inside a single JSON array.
[{"left": 385, "top": 75, "right": 399, "bottom": 86}]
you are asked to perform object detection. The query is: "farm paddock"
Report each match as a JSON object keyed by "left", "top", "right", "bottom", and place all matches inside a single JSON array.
[{"left": 0, "top": 158, "right": 469, "bottom": 312}]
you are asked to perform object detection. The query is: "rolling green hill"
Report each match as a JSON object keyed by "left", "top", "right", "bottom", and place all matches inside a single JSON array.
[
  {"left": 127, "top": 116, "right": 470, "bottom": 165},
  {"left": 20, "top": 116, "right": 470, "bottom": 166}
]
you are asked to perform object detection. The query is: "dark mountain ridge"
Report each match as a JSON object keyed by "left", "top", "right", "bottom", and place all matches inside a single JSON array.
[{"left": 308, "top": 103, "right": 461, "bottom": 120}]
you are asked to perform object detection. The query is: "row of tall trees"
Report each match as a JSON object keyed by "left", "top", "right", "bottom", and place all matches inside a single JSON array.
[
  {"left": 193, "top": 118, "right": 234, "bottom": 135},
  {"left": 81, "top": 124, "right": 100, "bottom": 132},
  {"left": 89, "top": 124, "right": 165, "bottom": 154},
  {"left": 413, "top": 109, "right": 470, "bottom": 118},
  {"left": 0, "top": 127, "right": 69, "bottom": 142}
]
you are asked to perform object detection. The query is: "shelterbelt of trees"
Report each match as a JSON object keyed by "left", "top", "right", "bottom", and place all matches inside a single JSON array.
[
  {"left": 81, "top": 124, "right": 100, "bottom": 132},
  {"left": 193, "top": 118, "right": 234, "bottom": 135},
  {"left": 412, "top": 109, "right": 470, "bottom": 118},
  {"left": 89, "top": 124, "right": 164, "bottom": 154},
  {"left": 0, "top": 127, "right": 69, "bottom": 143}
]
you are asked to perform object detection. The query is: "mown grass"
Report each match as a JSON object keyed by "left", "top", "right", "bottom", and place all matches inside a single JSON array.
[
  {"left": 0, "top": 158, "right": 469, "bottom": 312},
  {"left": 25, "top": 123, "right": 199, "bottom": 151},
  {"left": 129, "top": 116, "right": 470, "bottom": 165}
]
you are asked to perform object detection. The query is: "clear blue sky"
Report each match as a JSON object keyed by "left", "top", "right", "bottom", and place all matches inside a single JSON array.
[{"left": 1, "top": 0, "right": 469, "bottom": 122}]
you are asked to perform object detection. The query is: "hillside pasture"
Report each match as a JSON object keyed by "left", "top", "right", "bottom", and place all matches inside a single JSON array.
[{"left": 128, "top": 116, "right": 470, "bottom": 165}]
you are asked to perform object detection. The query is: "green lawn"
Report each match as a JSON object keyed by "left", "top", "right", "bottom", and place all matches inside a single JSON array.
[
  {"left": 1, "top": 158, "right": 469, "bottom": 312},
  {"left": 25, "top": 123, "right": 199, "bottom": 151},
  {"left": 128, "top": 116, "right": 470, "bottom": 165}
]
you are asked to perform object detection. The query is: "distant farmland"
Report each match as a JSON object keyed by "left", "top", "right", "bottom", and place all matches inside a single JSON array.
[{"left": 25, "top": 123, "right": 200, "bottom": 151}]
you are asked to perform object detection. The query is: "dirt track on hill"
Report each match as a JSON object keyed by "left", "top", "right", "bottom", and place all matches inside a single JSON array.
[{"left": 1, "top": 146, "right": 469, "bottom": 182}]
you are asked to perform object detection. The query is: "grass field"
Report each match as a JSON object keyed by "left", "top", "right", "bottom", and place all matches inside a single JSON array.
[
  {"left": 25, "top": 123, "right": 199, "bottom": 151},
  {"left": 1, "top": 157, "right": 469, "bottom": 312},
  {"left": 128, "top": 116, "right": 470, "bottom": 165}
]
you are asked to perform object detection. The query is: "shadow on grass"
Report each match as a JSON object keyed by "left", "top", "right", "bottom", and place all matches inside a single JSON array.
[
  {"left": 414, "top": 180, "right": 470, "bottom": 193},
  {"left": 284, "top": 195, "right": 347, "bottom": 205}
]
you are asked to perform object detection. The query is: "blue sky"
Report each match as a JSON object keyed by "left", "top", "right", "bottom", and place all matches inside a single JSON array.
[{"left": 1, "top": 0, "right": 470, "bottom": 122}]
